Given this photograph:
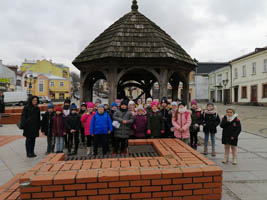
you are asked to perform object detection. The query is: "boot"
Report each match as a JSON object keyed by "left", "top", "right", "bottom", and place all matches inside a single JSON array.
[
  {"left": 87, "top": 147, "right": 91, "bottom": 155},
  {"left": 193, "top": 144, "right": 197, "bottom": 150},
  {"left": 203, "top": 147, "right": 208, "bottom": 155},
  {"left": 212, "top": 149, "right": 216, "bottom": 157},
  {"left": 222, "top": 156, "right": 229, "bottom": 164},
  {"left": 232, "top": 157, "right": 237, "bottom": 165}
]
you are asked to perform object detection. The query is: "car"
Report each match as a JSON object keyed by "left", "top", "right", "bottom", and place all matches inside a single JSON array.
[
  {"left": 4, "top": 91, "right": 28, "bottom": 106},
  {"left": 39, "top": 96, "right": 51, "bottom": 104}
]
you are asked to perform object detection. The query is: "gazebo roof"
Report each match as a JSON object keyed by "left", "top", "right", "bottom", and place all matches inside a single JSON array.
[{"left": 73, "top": 0, "right": 196, "bottom": 68}]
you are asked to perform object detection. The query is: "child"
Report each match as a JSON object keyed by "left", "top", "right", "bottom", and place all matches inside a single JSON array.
[
  {"left": 168, "top": 102, "right": 178, "bottom": 138},
  {"left": 109, "top": 102, "right": 118, "bottom": 149},
  {"left": 220, "top": 108, "right": 241, "bottom": 165},
  {"left": 41, "top": 103, "right": 55, "bottom": 154},
  {"left": 52, "top": 106, "right": 65, "bottom": 153},
  {"left": 202, "top": 102, "right": 220, "bottom": 156},
  {"left": 79, "top": 102, "right": 87, "bottom": 147},
  {"left": 137, "top": 98, "right": 143, "bottom": 107},
  {"left": 128, "top": 101, "right": 136, "bottom": 116},
  {"left": 113, "top": 100, "right": 134, "bottom": 154},
  {"left": 63, "top": 99, "right": 71, "bottom": 149},
  {"left": 147, "top": 101, "right": 164, "bottom": 138},
  {"left": 115, "top": 99, "right": 121, "bottom": 108},
  {"left": 66, "top": 103, "right": 81, "bottom": 155},
  {"left": 190, "top": 100, "right": 202, "bottom": 150},
  {"left": 133, "top": 105, "right": 147, "bottom": 139},
  {"left": 81, "top": 102, "right": 95, "bottom": 155},
  {"left": 90, "top": 104, "right": 113, "bottom": 156},
  {"left": 104, "top": 104, "right": 110, "bottom": 112},
  {"left": 145, "top": 97, "right": 153, "bottom": 115},
  {"left": 160, "top": 97, "right": 171, "bottom": 138},
  {"left": 172, "top": 102, "right": 192, "bottom": 144}
]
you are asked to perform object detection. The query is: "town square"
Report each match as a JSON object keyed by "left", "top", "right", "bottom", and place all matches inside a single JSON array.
[{"left": 1, "top": 0, "right": 267, "bottom": 199}]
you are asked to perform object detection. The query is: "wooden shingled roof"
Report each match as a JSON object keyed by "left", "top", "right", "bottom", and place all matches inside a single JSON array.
[{"left": 73, "top": 0, "right": 196, "bottom": 67}]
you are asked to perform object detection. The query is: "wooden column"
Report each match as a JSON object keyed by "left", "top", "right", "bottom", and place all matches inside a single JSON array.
[
  {"left": 182, "top": 73, "right": 190, "bottom": 107},
  {"left": 108, "top": 67, "right": 117, "bottom": 105},
  {"left": 159, "top": 69, "right": 168, "bottom": 98},
  {"left": 172, "top": 81, "right": 179, "bottom": 101}
]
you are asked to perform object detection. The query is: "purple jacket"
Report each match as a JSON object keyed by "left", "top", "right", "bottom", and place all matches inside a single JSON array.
[{"left": 133, "top": 115, "right": 147, "bottom": 138}]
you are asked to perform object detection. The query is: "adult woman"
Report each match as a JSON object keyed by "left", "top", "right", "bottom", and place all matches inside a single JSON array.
[{"left": 21, "top": 96, "right": 41, "bottom": 158}]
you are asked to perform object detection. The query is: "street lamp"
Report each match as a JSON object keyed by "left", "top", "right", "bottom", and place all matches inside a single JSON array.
[
  {"left": 222, "top": 79, "right": 229, "bottom": 105},
  {"left": 25, "top": 74, "right": 37, "bottom": 96}
]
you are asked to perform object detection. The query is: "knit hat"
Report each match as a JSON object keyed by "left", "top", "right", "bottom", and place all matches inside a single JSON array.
[
  {"left": 64, "top": 98, "right": 71, "bottom": 104},
  {"left": 55, "top": 106, "right": 63, "bottom": 112},
  {"left": 97, "top": 104, "right": 105, "bottom": 109},
  {"left": 226, "top": 107, "right": 236, "bottom": 114},
  {"left": 178, "top": 102, "right": 186, "bottom": 107},
  {"left": 121, "top": 99, "right": 129, "bottom": 106},
  {"left": 151, "top": 101, "right": 159, "bottom": 107},
  {"left": 95, "top": 99, "right": 102, "bottom": 104},
  {"left": 136, "top": 104, "right": 144, "bottom": 111},
  {"left": 171, "top": 102, "right": 178, "bottom": 107},
  {"left": 191, "top": 99, "right": 198, "bottom": 105},
  {"left": 128, "top": 100, "right": 135, "bottom": 106},
  {"left": 86, "top": 102, "right": 94, "bottom": 108},
  {"left": 146, "top": 98, "right": 152, "bottom": 103},
  {"left": 47, "top": 103, "right": 54, "bottom": 109},
  {"left": 70, "top": 103, "right": 77, "bottom": 110},
  {"left": 161, "top": 97, "right": 169, "bottom": 104},
  {"left": 115, "top": 99, "right": 121, "bottom": 104},
  {"left": 111, "top": 102, "right": 118, "bottom": 108},
  {"left": 207, "top": 102, "right": 214, "bottom": 107},
  {"left": 81, "top": 102, "right": 87, "bottom": 108}
]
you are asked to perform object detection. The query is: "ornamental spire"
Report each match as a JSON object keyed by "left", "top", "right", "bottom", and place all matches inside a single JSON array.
[{"left": 131, "top": 0, "right": 138, "bottom": 11}]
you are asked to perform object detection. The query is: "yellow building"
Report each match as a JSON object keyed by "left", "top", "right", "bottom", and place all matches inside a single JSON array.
[
  {"left": 21, "top": 59, "right": 71, "bottom": 100},
  {"left": 21, "top": 59, "right": 69, "bottom": 79}
]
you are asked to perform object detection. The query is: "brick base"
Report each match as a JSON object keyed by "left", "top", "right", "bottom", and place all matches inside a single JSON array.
[{"left": 1, "top": 139, "right": 223, "bottom": 200}]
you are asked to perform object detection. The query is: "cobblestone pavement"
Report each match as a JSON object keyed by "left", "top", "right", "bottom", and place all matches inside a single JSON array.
[
  {"left": 1, "top": 124, "right": 267, "bottom": 199},
  {"left": 199, "top": 103, "right": 267, "bottom": 137}
]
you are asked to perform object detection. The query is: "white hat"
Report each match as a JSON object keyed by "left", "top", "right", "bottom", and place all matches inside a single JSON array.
[
  {"left": 128, "top": 100, "right": 135, "bottom": 105},
  {"left": 171, "top": 102, "right": 178, "bottom": 107},
  {"left": 136, "top": 104, "right": 144, "bottom": 111},
  {"left": 146, "top": 98, "right": 152, "bottom": 103}
]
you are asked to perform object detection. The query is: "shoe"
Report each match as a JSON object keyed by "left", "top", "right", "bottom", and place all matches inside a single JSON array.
[
  {"left": 232, "top": 158, "right": 237, "bottom": 165},
  {"left": 203, "top": 147, "right": 208, "bottom": 155},
  {"left": 27, "top": 154, "right": 35, "bottom": 158},
  {"left": 0, "top": 124, "right": 3, "bottom": 127},
  {"left": 222, "top": 157, "right": 229, "bottom": 164},
  {"left": 212, "top": 150, "right": 216, "bottom": 157},
  {"left": 32, "top": 153, "right": 37, "bottom": 157},
  {"left": 87, "top": 147, "right": 91, "bottom": 155}
]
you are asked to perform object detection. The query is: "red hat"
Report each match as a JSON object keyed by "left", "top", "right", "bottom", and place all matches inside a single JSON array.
[
  {"left": 55, "top": 106, "right": 63, "bottom": 112},
  {"left": 151, "top": 101, "right": 159, "bottom": 107}
]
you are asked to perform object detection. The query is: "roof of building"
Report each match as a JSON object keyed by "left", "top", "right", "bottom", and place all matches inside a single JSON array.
[
  {"left": 196, "top": 62, "right": 229, "bottom": 75},
  {"left": 230, "top": 46, "right": 267, "bottom": 63},
  {"left": 24, "top": 72, "right": 67, "bottom": 80},
  {"left": 73, "top": 0, "right": 196, "bottom": 67}
]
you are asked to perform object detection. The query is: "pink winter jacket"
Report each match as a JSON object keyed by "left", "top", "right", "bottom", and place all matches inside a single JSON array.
[
  {"left": 172, "top": 111, "right": 192, "bottom": 139},
  {"left": 81, "top": 113, "right": 94, "bottom": 136}
]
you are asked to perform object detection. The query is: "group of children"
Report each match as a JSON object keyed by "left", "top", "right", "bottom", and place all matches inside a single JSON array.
[{"left": 41, "top": 97, "right": 241, "bottom": 165}]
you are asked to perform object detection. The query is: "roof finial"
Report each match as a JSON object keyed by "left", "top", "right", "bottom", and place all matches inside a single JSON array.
[{"left": 131, "top": 0, "right": 138, "bottom": 11}]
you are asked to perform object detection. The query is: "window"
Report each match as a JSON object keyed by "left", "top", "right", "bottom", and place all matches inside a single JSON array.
[
  {"left": 242, "top": 65, "right": 246, "bottom": 77},
  {"left": 16, "top": 80, "right": 21, "bottom": 86},
  {"left": 217, "top": 74, "right": 222, "bottom": 85},
  {"left": 263, "top": 84, "right": 267, "bottom": 98},
  {"left": 59, "top": 93, "right": 65, "bottom": 99},
  {"left": 241, "top": 86, "right": 247, "bottom": 99},
  {"left": 264, "top": 59, "right": 267, "bottom": 73},
  {"left": 50, "top": 81, "right": 54, "bottom": 87},
  {"left": 225, "top": 72, "right": 229, "bottom": 80},
  {"left": 252, "top": 62, "right": 256, "bottom": 75},
  {"left": 60, "top": 82, "right": 64, "bottom": 87},
  {"left": 234, "top": 68, "right": 238, "bottom": 79},
  {"left": 38, "top": 80, "right": 44, "bottom": 92}
]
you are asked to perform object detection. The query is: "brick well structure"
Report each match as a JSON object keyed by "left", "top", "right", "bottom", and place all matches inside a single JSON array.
[{"left": 1, "top": 139, "right": 223, "bottom": 200}]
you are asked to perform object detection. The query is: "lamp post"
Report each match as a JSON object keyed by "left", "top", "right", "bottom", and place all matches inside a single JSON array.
[
  {"left": 25, "top": 74, "right": 37, "bottom": 96},
  {"left": 222, "top": 79, "right": 229, "bottom": 105}
]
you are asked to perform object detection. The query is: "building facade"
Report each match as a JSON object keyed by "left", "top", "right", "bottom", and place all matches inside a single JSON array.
[
  {"left": 208, "top": 65, "right": 231, "bottom": 104},
  {"left": 0, "top": 60, "right": 16, "bottom": 92},
  {"left": 230, "top": 47, "right": 267, "bottom": 106}
]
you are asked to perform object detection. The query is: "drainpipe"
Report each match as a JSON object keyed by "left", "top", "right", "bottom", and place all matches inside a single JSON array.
[{"left": 229, "top": 63, "right": 233, "bottom": 104}]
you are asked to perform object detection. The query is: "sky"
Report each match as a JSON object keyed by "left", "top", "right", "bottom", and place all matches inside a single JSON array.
[{"left": 0, "top": 0, "right": 267, "bottom": 73}]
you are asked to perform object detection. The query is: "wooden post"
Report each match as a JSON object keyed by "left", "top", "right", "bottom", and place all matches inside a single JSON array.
[
  {"left": 108, "top": 67, "right": 117, "bottom": 105},
  {"left": 182, "top": 73, "right": 190, "bottom": 107},
  {"left": 172, "top": 81, "right": 179, "bottom": 101},
  {"left": 159, "top": 69, "right": 168, "bottom": 98}
]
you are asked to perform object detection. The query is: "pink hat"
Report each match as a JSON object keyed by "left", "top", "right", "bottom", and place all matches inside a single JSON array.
[
  {"left": 191, "top": 99, "right": 198, "bottom": 105},
  {"left": 115, "top": 99, "right": 121, "bottom": 104},
  {"left": 151, "top": 101, "right": 159, "bottom": 107},
  {"left": 86, "top": 102, "right": 94, "bottom": 108}
]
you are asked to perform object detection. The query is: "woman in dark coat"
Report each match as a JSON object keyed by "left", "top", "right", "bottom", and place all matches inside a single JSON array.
[
  {"left": 0, "top": 91, "right": 5, "bottom": 127},
  {"left": 20, "top": 96, "right": 41, "bottom": 158},
  {"left": 220, "top": 108, "right": 241, "bottom": 165}
]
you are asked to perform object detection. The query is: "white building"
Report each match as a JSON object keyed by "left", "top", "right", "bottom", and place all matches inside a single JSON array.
[
  {"left": 0, "top": 60, "right": 16, "bottom": 91},
  {"left": 208, "top": 65, "right": 231, "bottom": 104},
  {"left": 230, "top": 47, "right": 267, "bottom": 106}
]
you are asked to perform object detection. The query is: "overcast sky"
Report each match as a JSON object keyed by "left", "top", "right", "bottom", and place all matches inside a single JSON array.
[{"left": 1, "top": 0, "right": 267, "bottom": 73}]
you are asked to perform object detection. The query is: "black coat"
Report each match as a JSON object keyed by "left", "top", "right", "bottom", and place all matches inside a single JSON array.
[
  {"left": 190, "top": 109, "right": 202, "bottom": 133},
  {"left": 220, "top": 116, "right": 241, "bottom": 146},
  {"left": 65, "top": 113, "right": 81, "bottom": 133},
  {"left": 202, "top": 111, "right": 220, "bottom": 134},
  {"left": 41, "top": 111, "right": 55, "bottom": 136},
  {"left": 0, "top": 95, "right": 5, "bottom": 113},
  {"left": 161, "top": 108, "right": 172, "bottom": 134},
  {"left": 21, "top": 104, "right": 41, "bottom": 138}
]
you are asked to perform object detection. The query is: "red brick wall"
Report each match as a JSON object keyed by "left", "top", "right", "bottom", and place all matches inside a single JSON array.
[{"left": 15, "top": 139, "right": 223, "bottom": 200}]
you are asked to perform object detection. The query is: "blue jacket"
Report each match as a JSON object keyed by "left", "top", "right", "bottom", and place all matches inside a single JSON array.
[{"left": 90, "top": 111, "right": 113, "bottom": 135}]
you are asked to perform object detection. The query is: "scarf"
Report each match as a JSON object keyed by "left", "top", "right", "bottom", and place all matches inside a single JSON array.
[
  {"left": 227, "top": 114, "right": 238, "bottom": 122},
  {"left": 204, "top": 109, "right": 217, "bottom": 115},
  {"left": 178, "top": 107, "right": 187, "bottom": 113}
]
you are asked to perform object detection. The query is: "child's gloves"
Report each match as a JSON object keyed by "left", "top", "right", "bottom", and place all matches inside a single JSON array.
[
  {"left": 147, "top": 129, "right": 151, "bottom": 135},
  {"left": 161, "top": 130, "right": 165, "bottom": 134}
]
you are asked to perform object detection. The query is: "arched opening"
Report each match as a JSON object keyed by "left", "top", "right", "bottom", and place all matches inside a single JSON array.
[
  {"left": 117, "top": 68, "right": 159, "bottom": 101},
  {"left": 169, "top": 72, "right": 187, "bottom": 102},
  {"left": 82, "top": 71, "right": 109, "bottom": 103}
]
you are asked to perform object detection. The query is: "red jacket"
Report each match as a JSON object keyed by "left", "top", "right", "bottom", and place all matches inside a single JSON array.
[
  {"left": 81, "top": 112, "right": 94, "bottom": 136},
  {"left": 52, "top": 114, "right": 65, "bottom": 137}
]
